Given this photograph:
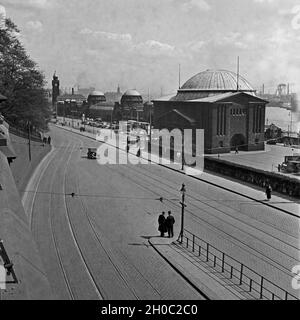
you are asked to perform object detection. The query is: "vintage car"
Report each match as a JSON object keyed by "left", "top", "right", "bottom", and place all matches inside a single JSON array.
[{"left": 87, "top": 148, "right": 97, "bottom": 159}]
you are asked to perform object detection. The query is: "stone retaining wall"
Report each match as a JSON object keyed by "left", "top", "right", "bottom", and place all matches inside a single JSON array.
[{"left": 204, "top": 157, "right": 300, "bottom": 198}]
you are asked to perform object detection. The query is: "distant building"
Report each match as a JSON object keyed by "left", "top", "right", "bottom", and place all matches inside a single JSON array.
[
  {"left": 153, "top": 69, "right": 269, "bottom": 154},
  {"left": 105, "top": 85, "right": 123, "bottom": 103},
  {"left": 87, "top": 91, "right": 106, "bottom": 105},
  {"left": 278, "top": 132, "right": 300, "bottom": 146},
  {"left": 265, "top": 123, "right": 282, "bottom": 140},
  {"left": 52, "top": 73, "right": 60, "bottom": 107},
  {"left": 56, "top": 88, "right": 87, "bottom": 118},
  {"left": 143, "top": 101, "right": 154, "bottom": 123},
  {"left": 119, "top": 89, "right": 144, "bottom": 121}
]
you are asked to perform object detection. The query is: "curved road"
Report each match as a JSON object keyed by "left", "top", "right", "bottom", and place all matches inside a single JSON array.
[{"left": 24, "top": 125, "right": 299, "bottom": 299}]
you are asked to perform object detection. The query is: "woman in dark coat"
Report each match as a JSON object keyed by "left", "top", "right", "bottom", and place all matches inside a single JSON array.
[{"left": 158, "top": 212, "right": 166, "bottom": 237}]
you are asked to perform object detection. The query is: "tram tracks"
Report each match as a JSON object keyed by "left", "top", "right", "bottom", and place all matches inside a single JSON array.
[
  {"left": 62, "top": 143, "right": 104, "bottom": 300},
  {"left": 103, "top": 163, "right": 299, "bottom": 286}
]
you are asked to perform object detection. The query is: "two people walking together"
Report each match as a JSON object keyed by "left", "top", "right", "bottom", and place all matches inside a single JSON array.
[{"left": 158, "top": 211, "right": 175, "bottom": 238}]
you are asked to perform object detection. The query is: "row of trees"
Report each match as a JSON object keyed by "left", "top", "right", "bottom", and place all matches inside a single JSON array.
[{"left": 0, "top": 18, "right": 51, "bottom": 131}]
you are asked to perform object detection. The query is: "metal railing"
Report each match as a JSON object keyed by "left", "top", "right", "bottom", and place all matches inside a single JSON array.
[
  {"left": 9, "top": 125, "right": 42, "bottom": 143},
  {"left": 181, "top": 229, "right": 299, "bottom": 300}
]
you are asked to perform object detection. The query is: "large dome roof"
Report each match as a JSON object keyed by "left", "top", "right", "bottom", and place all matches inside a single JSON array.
[
  {"left": 181, "top": 69, "right": 255, "bottom": 92},
  {"left": 89, "top": 90, "right": 105, "bottom": 97},
  {"left": 123, "top": 89, "right": 141, "bottom": 97}
]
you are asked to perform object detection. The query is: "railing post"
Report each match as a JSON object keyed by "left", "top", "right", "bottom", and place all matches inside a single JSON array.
[
  {"left": 206, "top": 243, "right": 209, "bottom": 262},
  {"left": 214, "top": 255, "right": 216, "bottom": 267},
  {"left": 192, "top": 235, "right": 195, "bottom": 252},
  {"left": 285, "top": 291, "right": 288, "bottom": 300},
  {"left": 221, "top": 253, "right": 225, "bottom": 273},
  {"left": 230, "top": 266, "right": 233, "bottom": 279},
  {"left": 260, "top": 277, "right": 264, "bottom": 299},
  {"left": 249, "top": 279, "right": 252, "bottom": 292},
  {"left": 186, "top": 238, "right": 189, "bottom": 248},
  {"left": 272, "top": 293, "right": 275, "bottom": 300},
  {"left": 199, "top": 246, "right": 201, "bottom": 257},
  {"left": 240, "top": 264, "right": 244, "bottom": 285}
]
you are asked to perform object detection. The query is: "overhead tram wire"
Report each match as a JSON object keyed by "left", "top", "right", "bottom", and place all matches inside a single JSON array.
[{"left": 102, "top": 163, "right": 299, "bottom": 280}]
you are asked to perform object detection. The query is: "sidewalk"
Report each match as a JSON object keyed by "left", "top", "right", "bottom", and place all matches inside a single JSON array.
[{"left": 148, "top": 237, "right": 258, "bottom": 300}]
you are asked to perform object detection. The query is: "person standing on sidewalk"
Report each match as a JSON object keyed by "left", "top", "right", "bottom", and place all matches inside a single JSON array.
[
  {"left": 265, "top": 183, "right": 272, "bottom": 201},
  {"left": 158, "top": 212, "right": 166, "bottom": 237},
  {"left": 166, "top": 211, "right": 175, "bottom": 238}
]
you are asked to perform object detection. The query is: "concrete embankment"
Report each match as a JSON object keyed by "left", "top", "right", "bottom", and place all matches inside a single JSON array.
[{"left": 0, "top": 151, "right": 52, "bottom": 299}]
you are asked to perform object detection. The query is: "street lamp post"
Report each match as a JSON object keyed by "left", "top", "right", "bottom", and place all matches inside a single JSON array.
[
  {"left": 179, "top": 184, "right": 186, "bottom": 243},
  {"left": 181, "top": 130, "right": 185, "bottom": 170}
]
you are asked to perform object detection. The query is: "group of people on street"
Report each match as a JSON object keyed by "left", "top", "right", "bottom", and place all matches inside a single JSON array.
[
  {"left": 158, "top": 211, "right": 175, "bottom": 238},
  {"left": 42, "top": 136, "right": 51, "bottom": 145}
]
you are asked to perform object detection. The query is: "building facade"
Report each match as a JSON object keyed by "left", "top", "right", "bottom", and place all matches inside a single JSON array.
[{"left": 153, "top": 69, "right": 268, "bottom": 154}]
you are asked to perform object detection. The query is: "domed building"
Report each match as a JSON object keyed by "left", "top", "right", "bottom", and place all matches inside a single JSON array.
[
  {"left": 119, "top": 89, "right": 144, "bottom": 121},
  {"left": 153, "top": 69, "right": 268, "bottom": 154},
  {"left": 87, "top": 91, "right": 106, "bottom": 106}
]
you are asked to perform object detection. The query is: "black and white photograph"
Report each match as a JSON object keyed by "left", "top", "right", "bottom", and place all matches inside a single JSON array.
[{"left": 0, "top": 0, "right": 299, "bottom": 309}]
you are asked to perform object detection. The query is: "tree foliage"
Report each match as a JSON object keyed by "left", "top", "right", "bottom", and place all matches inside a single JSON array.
[{"left": 0, "top": 18, "right": 51, "bottom": 131}]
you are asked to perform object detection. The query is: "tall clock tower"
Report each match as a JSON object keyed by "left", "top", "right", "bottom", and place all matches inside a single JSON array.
[{"left": 52, "top": 72, "right": 60, "bottom": 107}]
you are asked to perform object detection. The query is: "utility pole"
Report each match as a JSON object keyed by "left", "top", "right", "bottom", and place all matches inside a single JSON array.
[
  {"left": 110, "top": 109, "right": 113, "bottom": 138},
  {"left": 179, "top": 184, "right": 186, "bottom": 243},
  {"left": 181, "top": 130, "right": 184, "bottom": 170},
  {"left": 28, "top": 121, "right": 31, "bottom": 162},
  {"left": 236, "top": 56, "right": 240, "bottom": 92},
  {"left": 179, "top": 64, "right": 181, "bottom": 89}
]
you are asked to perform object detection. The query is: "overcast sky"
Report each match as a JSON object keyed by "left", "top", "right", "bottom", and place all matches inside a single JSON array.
[{"left": 1, "top": 0, "right": 300, "bottom": 96}]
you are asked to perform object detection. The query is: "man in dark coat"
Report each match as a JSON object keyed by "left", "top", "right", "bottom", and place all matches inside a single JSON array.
[
  {"left": 158, "top": 212, "right": 166, "bottom": 237},
  {"left": 265, "top": 183, "right": 272, "bottom": 201},
  {"left": 166, "top": 211, "right": 175, "bottom": 238}
]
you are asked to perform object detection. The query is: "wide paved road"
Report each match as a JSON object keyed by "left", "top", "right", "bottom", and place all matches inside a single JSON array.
[
  {"left": 27, "top": 126, "right": 206, "bottom": 300},
  {"left": 26, "top": 125, "right": 300, "bottom": 299}
]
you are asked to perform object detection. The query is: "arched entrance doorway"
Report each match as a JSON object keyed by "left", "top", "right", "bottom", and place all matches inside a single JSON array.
[{"left": 230, "top": 134, "right": 247, "bottom": 151}]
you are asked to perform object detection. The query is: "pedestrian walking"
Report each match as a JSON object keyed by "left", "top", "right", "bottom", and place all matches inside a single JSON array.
[
  {"left": 278, "top": 164, "right": 281, "bottom": 172},
  {"left": 166, "top": 211, "right": 175, "bottom": 238},
  {"left": 265, "top": 183, "right": 272, "bottom": 201},
  {"left": 235, "top": 147, "right": 239, "bottom": 154},
  {"left": 158, "top": 212, "right": 166, "bottom": 237},
  {"left": 136, "top": 148, "right": 141, "bottom": 157},
  {"left": 47, "top": 136, "right": 51, "bottom": 145}
]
